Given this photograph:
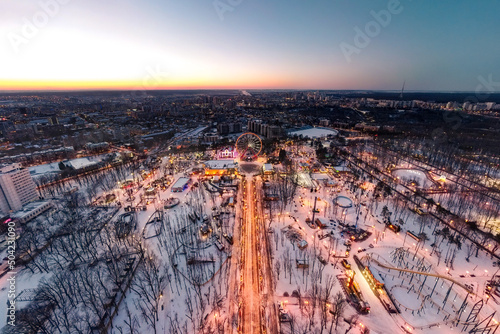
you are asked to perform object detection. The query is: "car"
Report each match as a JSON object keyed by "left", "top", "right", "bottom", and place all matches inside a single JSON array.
[
  {"left": 223, "top": 233, "right": 234, "bottom": 245},
  {"left": 368, "top": 244, "right": 374, "bottom": 248},
  {"left": 277, "top": 303, "right": 288, "bottom": 314},
  {"left": 341, "top": 259, "right": 351, "bottom": 269}
]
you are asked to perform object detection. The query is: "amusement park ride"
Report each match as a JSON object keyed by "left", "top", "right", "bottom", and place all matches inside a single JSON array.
[{"left": 235, "top": 132, "right": 262, "bottom": 161}]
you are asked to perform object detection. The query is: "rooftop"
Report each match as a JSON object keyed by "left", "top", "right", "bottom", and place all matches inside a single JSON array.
[{"left": 204, "top": 160, "right": 238, "bottom": 169}]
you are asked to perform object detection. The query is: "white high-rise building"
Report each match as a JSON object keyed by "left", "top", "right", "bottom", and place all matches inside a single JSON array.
[{"left": 0, "top": 163, "right": 38, "bottom": 214}]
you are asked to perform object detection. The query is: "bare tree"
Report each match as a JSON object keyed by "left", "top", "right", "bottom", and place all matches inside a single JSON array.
[
  {"left": 273, "top": 162, "right": 299, "bottom": 215},
  {"left": 115, "top": 305, "right": 140, "bottom": 334},
  {"left": 319, "top": 275, "right": 336, "bottom": 334},
  {"left": 329, "top": 292, "right": 346, "bottom": 333},
  {"left": 283, "top": 247, "right": 293, "bottom": 284},
  {"left": 274, "top": 259, "right": 281, "bottom": 280},
  {"left": 130, "top": 251, "right": 167, "bottom": 334}
]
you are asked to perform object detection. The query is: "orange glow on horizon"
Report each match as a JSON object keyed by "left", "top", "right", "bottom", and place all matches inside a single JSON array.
[{"left": 0, "top": 76, "right": 303, "bottom": 91}]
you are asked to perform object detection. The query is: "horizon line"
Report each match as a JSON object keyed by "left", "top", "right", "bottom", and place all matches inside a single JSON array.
[{"left": 1, "top": 88, "right": 499, "bottom": 94}]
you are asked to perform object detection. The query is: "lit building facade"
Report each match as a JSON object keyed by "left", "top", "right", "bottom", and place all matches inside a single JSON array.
[{"left": 0, "top": 163, "right": 38, "bottom": 214}]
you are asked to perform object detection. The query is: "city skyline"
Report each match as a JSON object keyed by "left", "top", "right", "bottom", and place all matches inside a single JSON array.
[{"left": 2, "top": 0, "right": 499, "bottom": 91}]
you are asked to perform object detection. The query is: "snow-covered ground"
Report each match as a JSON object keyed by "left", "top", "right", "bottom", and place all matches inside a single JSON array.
[
  {"left": 3, "top": 140, "right": 499, "bottom": 334},
  {"left": 392, "top": 169, "right": 435, "bottom": 189},
  {"left": 265, "top": 144, "right": 500, "bottom": 334},
  {"left": 1, "top": 154, "right": 238, "bottom": 333}
]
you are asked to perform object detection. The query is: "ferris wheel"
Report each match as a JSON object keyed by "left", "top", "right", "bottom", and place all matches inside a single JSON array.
[{"left": 235, "top": 132, "right": 262, "bottom": 160}]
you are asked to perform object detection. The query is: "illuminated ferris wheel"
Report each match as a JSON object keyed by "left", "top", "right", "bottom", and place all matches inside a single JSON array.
[{"left": 235, "top": 132, "right": 262, "bottom": 160}]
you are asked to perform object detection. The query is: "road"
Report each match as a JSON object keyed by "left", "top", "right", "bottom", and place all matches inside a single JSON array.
[
  {"left": 230, "top": 169, "right": 278, "bottom": 334},
  {"left": 254, "top": 177, "right": 279, "bottom": 334},
  {"left": 240, "top": 176, "right": 263, "bottom": 333}
]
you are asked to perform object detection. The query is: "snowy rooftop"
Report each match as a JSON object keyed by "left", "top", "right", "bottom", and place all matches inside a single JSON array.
[
  {"left": 29, "top": 155, "right": 108, "bottom": 177},
  {"left": 204, "top": 160, "right": 237, "bottom": 169},
  {"left": 171, "top": 177, "right": 190, "bottom": 189},
  {"left": 68, "top": 158, "right": 97, "bottom": 170},
  {"left": 263, "top": 163, "right": 273, "bottom": 171},
  {"left": 334, "top": 166, "right": 351, "bottom": 172},
  {"left": 11, "top": 201, "right": 52, "bottom": 219},
  {"left": 311, "top": 173, "right": 330, "bottom": 180},
  {"left": 29, "top": 161, "right": 63, "bottom": 176}
]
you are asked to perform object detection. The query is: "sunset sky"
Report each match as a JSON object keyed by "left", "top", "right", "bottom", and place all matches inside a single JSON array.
[{"left": 1, "top": 0, "right": 499, "bottom": 91}]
